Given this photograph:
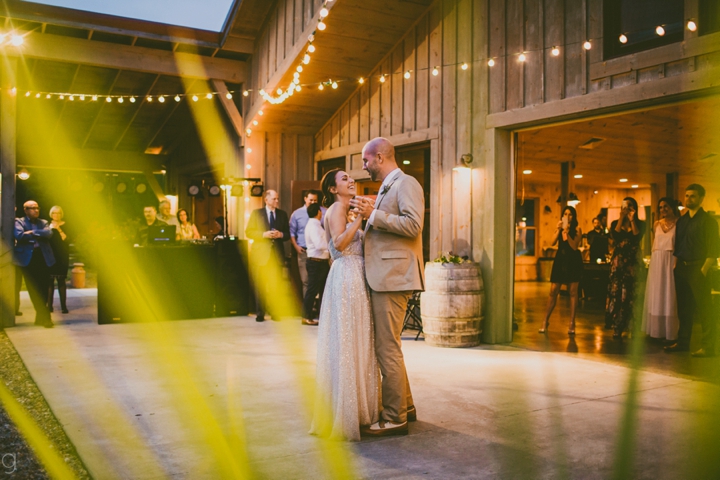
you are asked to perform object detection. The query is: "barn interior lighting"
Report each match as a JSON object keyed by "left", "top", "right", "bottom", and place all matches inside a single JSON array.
[
  {"left": 404, "top": 70, "right": 411, "bottom": 79},
  {"left": 551, "top": 46, "right": 560, "bottom": 56},
  {"left": 461, "top": 62, "right": 468, "bottom": 70},
  {"left": 157, "top": 96, "right": 165, "bottom": 103},
  {"left": 631, "top": 185, "right": 639, "bottom": 189},
  {"left": 454, "top": 153, "right": 473, "bottom": 171},
  {"left": 619, "top": 178, "right": 628, "bottom": 183},
  {"left": 331, "top": 81, "right": 338, "bottom": 89},
  {"left": 146, "top": 96, "right": 152, "bottom": 102},
  {"left": 243, "top": 90, "right": 249, "bottom": 96},
  {"left": 105, "top": 97, "right": 112, "bottom": 102},
  {"left": 487, "top": 59, "right": 495, "bottom": 67},
  {"left": 619, "top": 34, "right": 628, "bottom": 44},
  {"left": 252, "top": 120, "right": 258, "bottom": 126},
  {"left": 117, "top": 97, "right": 124, "bottom": 103},
  {"left": 303, "top": 54, "right": 310, "bottom": 64},
  {"left": 567, "top": 192, "right": 581, "bottom": 207},
  {"left": 317, "top": 21, "right": 326, "bottom": 31},
  {"left": 225, "top": 92, "right": 232, "bottom": 99},
  {"left": 129, "top": 96, "right": 136, "bottom": 103},
  {"left": 258, "top": 110, "right": 263, "bottom": 115},
  {"left": 358, "top": 77, "right": 365, "bottom": 84},
  {"left": 687, "top": 20, "right": 697, "bottom": 32},
  {"left": 192, "top": 95, "right": 199, "bottom": 102},
  {"left": 518, "top": 53, "right": 526, "bottom": 62},
  {"left": 522, "top": 170, "right": 532, "bottom": 175},
  {"left": 583, "top": 41, "right": 592, "bottom": 50},
  {"left": 655, "top": 26, "right": 665, "bottom": 36},
  {"left": 297, "top": 65, "right": 303, "bottom": 73},
  {"left": 320, "top": 7, "right": 329, "bottom": 17},
  {"left": 432, "top": 66, "right": 440, "bottom": 75},
  {"left": 174, "top": 95, "right": 181, "bottom": 102},
  {"left": 574, "top": 174, "right": 583, "bottom": 179},
  {"left": 308, "top": 44, "right": 316, "bottom": 53},
  {"left": 379, "top": 75, "right": 386, "bottom": 83},
  {"left": 318, "top": 84, "right": 324, "bottom": 91},
  {"left": 17, "top": 168, "right": 30, "bottom": 180},
  {"left": 10, "top": 34, "right": 23, "bottom": 46}
]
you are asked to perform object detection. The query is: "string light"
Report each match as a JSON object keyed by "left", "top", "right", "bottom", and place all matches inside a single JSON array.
[
  {"left": 583, "top": 41, "right": 592, "bottom": 50},
  {"left": 246, "top": 128, "right": 252, "bottom": 135},
  {"left": 296, "top": 66, "right": 303, "bottom": 73},
  {"left": 318, "top": 84, "right": 324, "bottom": 91},
  {"left": 106, "top": 97, "right": 112, "bottom": 103},
  {"left": 157, "top": 96, "right": 165, "bottom": 103},
  {"left": 174, "top": 95, "right": 181, "bottom": 102},
  {"left": 551, "top": 46, "right": 560, "bottom": 56},
  {"left": 35, "top": 93, "right": 40, "bottom": 98},
  {"left": 243, "top": 90, "right": 249, "bottom": 96},
  {"left": 432, "top": 66, "right": 439, "bottom": 75},
  {"left": 226, "top": 92, "right": 232, "bottom": 99},
  {"left": 296, "top": 85, "right": 302, "bottom": 92},
  {"left": 619, "top": 34, "right": 628, "bottom": 44},
  {"left": 46, "top": 94, "right": 51, "bottom": 99},
  {"left": 317, "top": 21, "right": 326, "bottom": 31},
  {"left": 247, "top": 148, "right": 252, "bottom": 153},
  {"left": 303, "top": 54, "right": 310, "bottom": 64},
  {"left": 358, "top": 77, "right": 365, "bottom": 84},
  {"left": 117, "top": 96, "right": 124, "bottom": 103},
  {"left": 192, "top": 95, "right": 199, "bottom": 102},
  {"left": 331, "top": 81, "right": 338, "bottom": 89},
  {"left": 404, "top": 70, "right": 411, "bottom": 79},
  {"left": 319, "top": 7, "right": 329, "bottom": 17},
  {"left": 24, "top": 91, "right": 29, "bottom": 97},
  {"left": 146, "top": 96, "right": 152, "bottom": 102},
  {"left": 10, "top": 34, "right": 23, "bottom": 46},
  {"left": 518, "top": 53, "right": 526, "bottom": 62},
  {"left": 79, "top": 95, "right": 85, "bottom": 101},
  {"left": 206, "top": 93, "right": 213, "bottom": 99},
  {"left": 461, "top": 62, "right": 468, "bottom": 70},
  {"left": 487, "top": 59, "right": 494, "bottom": 67},
  {"left": 308, "top": 44, "right": 316, "bottom": 53},
  {"left": 129, "top": 96, "right": 136, "bottom": 103},
  {"left": 379, "top": 75, "right": 386, "bottom": 83},
  {"left": 252, "top": 120, "right": 258, "bottom": 126},
  {"left": 258, "top": 110, "right": 263, "bottom": 115},
  {"left": 92, "top": 95, "right": 98, "bottom": 101},
  {"left": 656, "top": 26, "right": 665, "bottom": 36},
  {"left": 687, "top": 20, "right": 697, "bottom": 32}
]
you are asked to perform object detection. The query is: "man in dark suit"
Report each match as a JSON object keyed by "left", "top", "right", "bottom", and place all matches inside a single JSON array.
[
  {"left": 245, "top": 189, "right": 290, "bottom": 322},
  {"left": 14, "top": 200, "right": 56, "bottom": 328}
]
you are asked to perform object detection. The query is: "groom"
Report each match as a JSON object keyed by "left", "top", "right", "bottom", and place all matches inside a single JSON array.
[{"left": 351, "top": 137, "right": 425, "bottom": 437}]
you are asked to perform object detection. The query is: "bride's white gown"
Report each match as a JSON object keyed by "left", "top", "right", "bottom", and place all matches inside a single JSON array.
[{"left": 309, "top": 228, "right": 379, "bottom": 441}]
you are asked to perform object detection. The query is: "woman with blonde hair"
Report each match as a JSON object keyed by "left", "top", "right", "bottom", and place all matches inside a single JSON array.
[{"left": 47, "top": 205, "right": 70, "bottom": 314}]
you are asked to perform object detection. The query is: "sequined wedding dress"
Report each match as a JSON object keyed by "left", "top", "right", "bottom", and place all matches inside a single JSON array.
[{"left": 309, "top": 228, "right": 379, "bottom": 441}]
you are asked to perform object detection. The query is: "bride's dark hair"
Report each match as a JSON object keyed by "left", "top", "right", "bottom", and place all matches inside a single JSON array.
[{"left": 321, "top": 168, "right": 341, "bottom": 207}]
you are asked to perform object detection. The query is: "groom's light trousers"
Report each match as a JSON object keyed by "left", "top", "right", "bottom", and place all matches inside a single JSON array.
[{"left": 371, "top": 290, "right": 414, "bottom": 424}]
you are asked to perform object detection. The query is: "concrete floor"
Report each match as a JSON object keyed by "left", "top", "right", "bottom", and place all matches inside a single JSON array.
[{"left": 7, "top": 289, "right": 720, "bottom": 479}]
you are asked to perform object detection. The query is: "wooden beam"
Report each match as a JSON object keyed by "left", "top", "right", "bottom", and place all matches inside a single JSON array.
[
  {"left": 144, "top": 80, "right": 197, "bottom": 152},
  {"left": 17, "top": 146, "right": 166, "bottom": 172},
  {"left": 18, "top": 33, "right": 247, "bottom": 83},
  {"left": 313, "top": 126, "right": 439, "bottom": 161},
  {"left": 81, "top": 70, "right": 122, "bottom": 149},
  {"left": 221, "top": 35, "right": 254, "bottom": 55},
  {"left": 113, "top": 75, "right": 162, "bottom": 150},
  {"left": 211, "top": 79, "right": 245, "bottom": 141},
  {"left": 1, "top": 58, "right": 18, "bottom": 328},
  {"left": 143, "top": 169, "right": 167, "bottom": 200}
]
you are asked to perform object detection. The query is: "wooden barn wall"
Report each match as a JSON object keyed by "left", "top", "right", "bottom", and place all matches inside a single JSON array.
[
  {"left": 244, "top": 130, "right": 315, "bottom": 216},
  {"left": 312, "top": 0, "right": 487, "bottom": 257},
  {"left": 247, "top": 0, "right": 325, "bottom": 117}
]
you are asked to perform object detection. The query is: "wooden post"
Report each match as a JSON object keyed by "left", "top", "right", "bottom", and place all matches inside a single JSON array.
[
  {"left": 1, "top": 58, "right": 18, "bottom": 328},
  {"left": 560, "top": 161, "right": 570, "bottom": 207}
]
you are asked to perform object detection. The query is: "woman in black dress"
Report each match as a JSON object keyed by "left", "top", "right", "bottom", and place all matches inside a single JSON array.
[
  {"left": 605, "top": 197, "right": 645, "bottom": 338},
  {"left": 539, "top": 206, "right": 583, "bottom": 335},
  {"left": 47, "top": 205, "right": 70, "bottom": 314}
]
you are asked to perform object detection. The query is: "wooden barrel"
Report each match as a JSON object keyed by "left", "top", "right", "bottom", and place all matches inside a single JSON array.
[{"left": 420, "top": 262, "right": 483, "bottom": 347}]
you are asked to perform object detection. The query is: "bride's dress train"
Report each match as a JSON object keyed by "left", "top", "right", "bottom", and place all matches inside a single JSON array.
[{"left": 309, "top": 229, "right": 378, "bottom": 441}]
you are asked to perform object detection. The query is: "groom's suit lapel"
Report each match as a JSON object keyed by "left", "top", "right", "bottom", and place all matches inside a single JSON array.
[{"left": 365, "top": 177, "right": 398, "bottom": 234}]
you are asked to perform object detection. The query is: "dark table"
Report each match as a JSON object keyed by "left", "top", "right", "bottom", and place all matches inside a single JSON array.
[{"left": 98, "top": 240, "right": 251, "bottom": 324}]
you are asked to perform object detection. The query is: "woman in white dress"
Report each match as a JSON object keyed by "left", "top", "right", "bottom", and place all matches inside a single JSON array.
[
  {"left": 309, "top": 169, "right": 379, "bottom": 441},
  {"left": 642, "top": 197, "right": 680, "bottom": 340}
]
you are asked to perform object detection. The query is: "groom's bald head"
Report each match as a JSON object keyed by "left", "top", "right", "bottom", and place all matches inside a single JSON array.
[{"left": 362, "top": 137, "right": 398, "bottom": 182}]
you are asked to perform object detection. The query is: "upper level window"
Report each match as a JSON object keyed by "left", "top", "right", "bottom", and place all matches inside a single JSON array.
[
  {"left": 699, "top": 0, "right": 720, "bottom": 35},
  {"left": 603, "top": 0, "right": 684, "bottom": 59}
]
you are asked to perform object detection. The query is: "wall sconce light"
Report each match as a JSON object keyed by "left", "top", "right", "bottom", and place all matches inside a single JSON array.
[
  {"left": 567, "top": 192, "right": 581, "bottom": 207},
  {"left": 454, "top": 153, "right": 473, "bottom": 171},
  {"left": 17, "top": 168, "right": 30, "bottom": 180},
  {"left": 250, "top": 184, "right": 264, "bottom": 197}
]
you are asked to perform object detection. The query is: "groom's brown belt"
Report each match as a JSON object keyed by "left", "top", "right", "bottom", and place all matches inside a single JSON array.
[{"left": 308, "top": 257, "right": 328, "bottom": 262}]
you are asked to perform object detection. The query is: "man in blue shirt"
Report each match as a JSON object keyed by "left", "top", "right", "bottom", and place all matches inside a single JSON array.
[{"left": 290, "top": 190, "right": 323, "bottom": 296}]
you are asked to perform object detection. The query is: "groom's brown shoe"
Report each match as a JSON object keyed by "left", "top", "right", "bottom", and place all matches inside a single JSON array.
[
  {"left": 407, "top": 405, "right": 417, "bottom": 422},
  {"left": 361, "top": 420, "right": 408, "bottom": 437}
]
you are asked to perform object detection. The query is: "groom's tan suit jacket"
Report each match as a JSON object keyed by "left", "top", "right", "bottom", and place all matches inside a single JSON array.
[{"left": 364, "top": 171, "right": 425, "bottom": 292}]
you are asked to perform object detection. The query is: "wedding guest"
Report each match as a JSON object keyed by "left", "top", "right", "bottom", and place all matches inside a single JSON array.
[
  {"left": 290, "top": 190, "right": 321, "bottom": 297},
  {"left": 665, "top": 184, "right": 720, "bottom": 356},
  {"left": 47, "top": 206, "right": 70, "bottom": 314},
  {"left": 641, "top": 198, "right": 680, "bottom": 341},
  {"left": 213, "top": 216, "right": 225, "bottom": 241},
  {"left": 14, "top": 200, "right": 55, "bottom": 328},
  {"left": 135, "top": 206, "right": 167, "bottom": 245},
  {"left": 302, "top": 203, "right": 329, "bottom": 326},
  {"left": 176, "top": 208, "right": 200, "bottom": 241},
  {"left": 157, "top": 200, "right": 178, "bottom": 226},
  {"left": 605, "top": 197, "right": 646, "bottom": 338},
  {"left": 245, "top": 190, "right": 290, "bottom": 322},
  {"left": 586, "top": 217, "right": 609, "bottom": 263},
  {"left": 539, "top": 206, "right": 583, "bottom": 335}
]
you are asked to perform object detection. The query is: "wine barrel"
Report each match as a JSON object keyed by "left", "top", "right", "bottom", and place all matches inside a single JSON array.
[{"left": 420, "top": 262, "right": 483, "bottom": 347}]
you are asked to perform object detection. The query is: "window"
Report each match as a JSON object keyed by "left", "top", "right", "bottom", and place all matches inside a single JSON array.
[
  {"left": 603, "top": 0, "right": 684, "bottom": 59},
  {"left": 699, "top": 0, "right": 720, "bottom": 35},
  {"left": 515, "top": 199, "right": 538, "bottom": 257},
  {"left": 316, "top": 157, "right": 345, "bottom": 181}
]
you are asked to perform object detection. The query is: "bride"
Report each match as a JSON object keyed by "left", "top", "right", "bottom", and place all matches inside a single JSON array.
[{"left": 309, "top": 169, "right": 379, "bottom": 441}]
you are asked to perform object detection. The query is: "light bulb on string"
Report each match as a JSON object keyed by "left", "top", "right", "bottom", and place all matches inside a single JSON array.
[
  {"left": 226, "top": 92, "right": 232, "bottom": 99},
  {"left": 551, "top": 46, "right": 560, "bottom": 56},
  {"left": 158, "top": 96, "right": 165, "bottom": 103},
  {"left": 619, "top": 34, "right": 628, "bottom": 44},
  {"left": 129, "top": 96, "right": 136, "bottom": 103},
  {"left": 106, "top": 97, "right": 112, "bottom": 103},
  {"left": 432, "top": 66, "right": 439, "bottom": 75},
  {"left": 331, "top": 81, "right": 338, "bottom": 89},
  {"left": 303, "top": 54, "right": 311, "bottom": 64},
  {"left": 206, "top": 93, "right": 213, "bottom": 99},
  {"left": 70, "top": 95, "right": 76, "bottom": 101},
  {"left": 243, "top": 90, "right": 249, "bottom": 96},
  {"left": 404, "top": 70, "right": 411, "bottom": 79},
  {"left": 35, "top": 93, "right": 40, "bottom": 98},
  {"left": 308, "top": 44, "right": 316, "bottom": 53},
  {"left": 687, "top": 20, "right": 697, "bottom": 32},
  {"left": 247, "top": 148, "right": 252, "bottom": 153},
  {"left": 59, "top": 95, "right": 64, "bottom": 100},
  {"left": 317, "top": 21, "right": 326, "bottom": 31},
  {"left": 379, "top": 75, "right": 386, "bottom": 83},
  {"left": 258, "top": 110, "right": 263, "bottom": 115},
  {"left": 358, "top": 77, "right": 365, "bottom": 84},
  {"left": 461, "top": 62, "right": 468, "bottom": 70},
  {"left": 24, "top": 91, "right": 29, "bottom": 97},
  {"left": 79, "top": 95, "right": 85, "bottom": 101},
  {"left": 308, "top": 33, "right": 315, "bottom": 42},
  {"left": 192, "top": 95, "right": 198, "bottom": 102},
  {"left": 246, "top": 128, "right": 252, "bottom": 135},
  {"left": 319, "top": 7, "right": 329, "bottom": 17},
  {"left": 146, "top": 96, "right": 152, "bottom": 102},
  {"left": 276, "top": 88, "right": 283, "bottom": 95},
  {"left": 253, "top": 120, "right": 258, "bottom": 126},
  {"left": 583, "top": 41, "right": 592, "bottom": 50},
  {"left": 518, "top": 53, "right": 526, "bottom": 62},
  {"left": 296, "top": 65, "right": 303, "bottom": 73},
  {"left": 318, "top": 84, "right": 324, "bottom": 91},
  {"left": 296, "top": 85, "right": 302, "bottom": 92},
  {"left": 117, "top": 97, "right": 124, "bottom": 103},
  {"left": 655, "top": 25, "right": 665, "bottom": 36},
  {"left": 45, "top": 94, "right": 51, "bottom": 99},
  {"left": 487, "top": 59, "right": 495, "bottom": 67},
  {"left": 294, "top": 72, "right": 300, "bottom": 79},
  {"left": 174, "top": 95, "right": 181, "bottom": 102}
]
